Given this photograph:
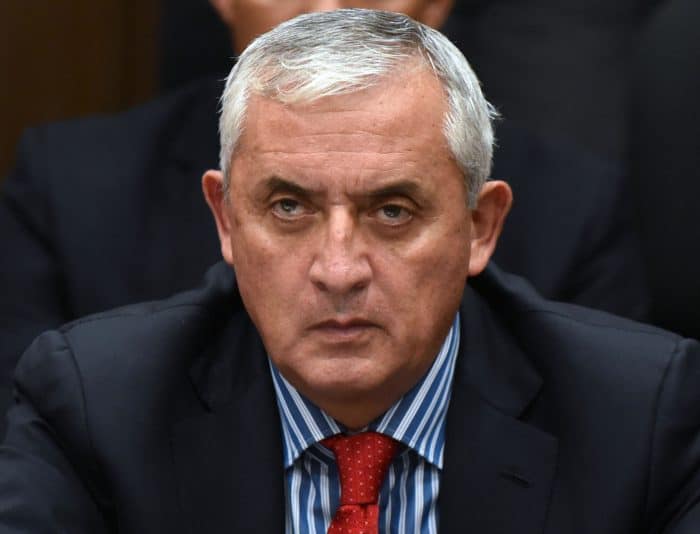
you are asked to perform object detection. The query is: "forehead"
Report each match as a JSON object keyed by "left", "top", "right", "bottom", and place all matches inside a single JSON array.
[{"left": 235, "top": 67, "right": 450, "bottom": 162}]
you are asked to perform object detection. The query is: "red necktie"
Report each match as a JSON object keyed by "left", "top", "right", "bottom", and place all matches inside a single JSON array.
[{"left": 322, "top": 432, "right": 400, "bottom": 534}]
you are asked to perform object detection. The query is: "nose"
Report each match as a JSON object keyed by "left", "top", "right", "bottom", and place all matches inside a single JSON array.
[{"left": 309, "top": 208, "right": 372, "bottom": 296}]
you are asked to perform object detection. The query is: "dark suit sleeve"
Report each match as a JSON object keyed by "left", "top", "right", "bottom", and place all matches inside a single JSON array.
[
  {"left": 0, "top": 330, "right": 109, "bottom": 533},
  {"left": 644, "top": 338, "right": 700, "bottom": 532}
]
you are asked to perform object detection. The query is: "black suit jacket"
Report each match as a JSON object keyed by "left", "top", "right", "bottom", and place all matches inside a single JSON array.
[
  {"left": 0, "top": 262, "right": 696, "bottom": 533},
  {"left": 0, "top": 78, "right": 649, "bottom": 432}
]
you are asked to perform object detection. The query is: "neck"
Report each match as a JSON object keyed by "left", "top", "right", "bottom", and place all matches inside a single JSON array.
[{"left": 321, "top": 399, "right": 395, "bottom": 432}]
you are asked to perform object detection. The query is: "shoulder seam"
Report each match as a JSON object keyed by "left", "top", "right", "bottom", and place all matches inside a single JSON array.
[
  {"left": 59, "top": 302, "right": 208, "bottom": 333},
  {"left": 641, "top": 337, "right": 681, "bottom": 524},
  {"left": 59, "top": 331, "right": 100, "bottom": 484},
  {"left": 516, "top": 307, "right": 679, "bottom": 341}
]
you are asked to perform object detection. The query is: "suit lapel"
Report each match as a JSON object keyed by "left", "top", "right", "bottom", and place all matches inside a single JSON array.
[
  {"left": 439, "top": 276, "right": 558, "bottom": 534},
  {"left": 170, "top": 292, "right": 285, "bottom": 533},
  {"left": 439, "top": 386, "right": 558, "bottom": 534}
]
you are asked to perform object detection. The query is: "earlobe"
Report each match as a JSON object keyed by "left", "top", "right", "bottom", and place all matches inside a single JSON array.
[
  {"left": 202, "top": 170, "right": 235, "bottom": 265},
  {"left": 467, "top": 180, "right": 513, "bottom": 277}
]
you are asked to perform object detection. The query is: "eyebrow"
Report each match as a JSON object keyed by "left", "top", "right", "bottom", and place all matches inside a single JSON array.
[
  {"left": 255, "top": 176, "right": 318, "bottom": 200},
  {"left": 254, "top": 175, "right": 427, "bottom": 202},
  {"left": 365, "top": 181, "right": 424, "bottom": 201}
]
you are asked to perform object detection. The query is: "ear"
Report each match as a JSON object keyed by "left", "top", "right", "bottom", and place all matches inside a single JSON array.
[
  {"left": 415, "top": 0, "right": 455, "bottom": 29},
  {"left": 202, "top": 170, "right": 235, "bottom": 266},
  {"left": 468, "top": 180, "right": 513, "bottom": 277},
  {"left": 209, "top": 0, "right": 235, "bottom": 27}
]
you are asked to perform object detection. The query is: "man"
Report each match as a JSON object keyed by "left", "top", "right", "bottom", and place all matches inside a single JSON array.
[
  {"left": 1, "top": 11, "right": 698, "bottom": 533},
  {"left": 0, "top": 0, "right": 648, "bottom": 435}
]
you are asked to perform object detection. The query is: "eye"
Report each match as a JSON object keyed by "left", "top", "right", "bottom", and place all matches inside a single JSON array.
[
  {"left": 271, "top": 198, "right": 307, "bottom": 219},
  {"left": 374, "top": 203, "right": 412, "bottom": 225}
]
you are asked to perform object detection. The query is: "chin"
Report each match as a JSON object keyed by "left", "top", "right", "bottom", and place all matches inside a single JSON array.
[{"left": 294, "top": 358, "right": 392, "bottom": 400}]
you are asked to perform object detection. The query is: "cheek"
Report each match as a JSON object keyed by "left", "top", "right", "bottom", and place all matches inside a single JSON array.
[
  {"left": 370, "top": 222, "right": 470, "bottom": 319},
  {"left": 374, "top": 219, "right": 471, "bottom": 281},
  {"left": 229, "top": 221, "right": 313, "bottom": 307},
  {"left": 231, "top": 238, "right": 286, "bottom": 299},
  {"left": 231, "top": 231, "right": 307, "bottom": 351}
]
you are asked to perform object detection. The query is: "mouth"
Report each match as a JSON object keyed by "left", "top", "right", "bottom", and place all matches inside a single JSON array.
[{"left": 309, "top": 318, "right": 379, "bottom": 342}]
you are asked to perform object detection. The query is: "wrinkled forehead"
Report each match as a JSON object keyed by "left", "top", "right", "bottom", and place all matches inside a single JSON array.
[
  {"left": 219, "top": 25, "right": 460, "bottom": 185},
  {"left": 236, "top": 65, "right": 450, "bottom": 156}
]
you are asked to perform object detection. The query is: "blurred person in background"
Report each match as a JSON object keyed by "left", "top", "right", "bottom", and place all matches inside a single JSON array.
[{"left": 631, "top": 0, "right": 700, "bottom": 341}]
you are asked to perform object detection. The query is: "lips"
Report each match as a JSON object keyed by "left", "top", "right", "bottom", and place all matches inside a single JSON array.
[
  {"left": 309, "top": 318, "right": 379, "bottom": 341},
  {"left": 313, "top": 318, "right": 376, "bottom": 329}
]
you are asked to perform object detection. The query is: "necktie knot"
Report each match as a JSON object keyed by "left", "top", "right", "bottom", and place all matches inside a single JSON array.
[{"left": 322, "top": 431, "right": 399, "bottom": 506}]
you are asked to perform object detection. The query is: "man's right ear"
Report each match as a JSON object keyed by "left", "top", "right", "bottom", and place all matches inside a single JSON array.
[
  {"left": 202, "top": 170, "right": 235, "bottom": 265},
  {"left": 209, "top": 0, "right": 235, "bottom": 27}
]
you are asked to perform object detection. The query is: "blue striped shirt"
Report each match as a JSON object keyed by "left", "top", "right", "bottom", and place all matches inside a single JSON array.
[{"left": 269, "top": 313, "right": 460, "bottom": 533}]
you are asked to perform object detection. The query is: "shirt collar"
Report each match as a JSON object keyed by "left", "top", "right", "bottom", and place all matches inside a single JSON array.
[{"left": 269, "top": 312, "right": 461, "bottom": 470}]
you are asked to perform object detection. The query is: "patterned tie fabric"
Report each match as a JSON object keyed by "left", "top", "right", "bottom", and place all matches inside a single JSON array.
[{"left": 322, "top": 431, "right": 400, "bottom": 534}]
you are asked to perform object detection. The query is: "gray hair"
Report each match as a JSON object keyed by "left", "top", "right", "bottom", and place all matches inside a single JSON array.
[{"left": 219, "top": 8, "right": 497, "bottom": 207}]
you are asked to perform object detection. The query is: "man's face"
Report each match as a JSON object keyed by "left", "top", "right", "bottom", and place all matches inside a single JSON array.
[
  {"left": 205, "top": 67, "right": 502, "bottom": 428},
  {"left": 213, "top": 0, "right": 453, "bottom": 53}
]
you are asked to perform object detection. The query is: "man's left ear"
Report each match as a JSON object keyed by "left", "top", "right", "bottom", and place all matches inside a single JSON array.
[
  {"left": 468, "top": 180, "right": 513, "bottom": 277},
  {"left": 415, "top": 0, "right": 455, "bottom": 29}
]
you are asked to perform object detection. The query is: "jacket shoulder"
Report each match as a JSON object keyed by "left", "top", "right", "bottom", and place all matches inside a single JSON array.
[
  {"left": 11, "top": 262, "right": 237, "bottom": 394},
  {"left": 57, "top": 262, "right": 236, "bottom": 345},
  {"left": 475, "top": 263, "right": 681, "bottom": 364}
]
